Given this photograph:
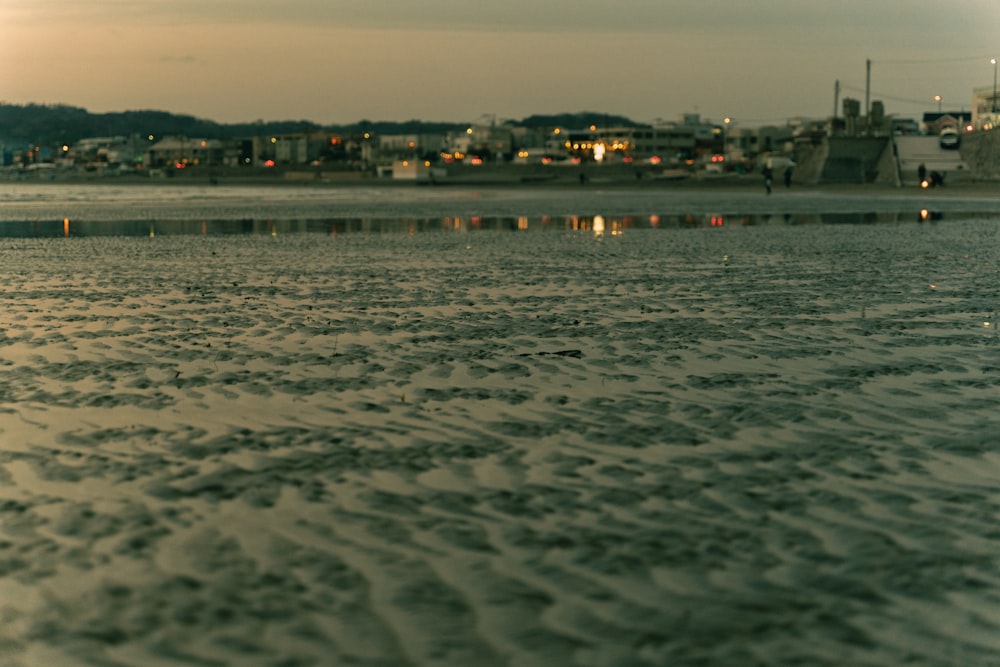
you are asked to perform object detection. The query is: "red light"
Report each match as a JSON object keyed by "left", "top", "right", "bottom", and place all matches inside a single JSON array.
[
  {"left": 175, "top": 162, "right": 186, "bottom": 169},
  {"left": 623, "top": 156, "right": 633, "bottom": 163},
  {"left": 541, "top": 157, "right": 553, "bottom": 164},
  {"left": 470, "top": 156, "right": 483, "bottom": 165},
  {"left": 264, "top": 159, "right": 275, "bottom": 167},
  {"left": 649, "top": 156, "right": 662, "bottom": 165}
]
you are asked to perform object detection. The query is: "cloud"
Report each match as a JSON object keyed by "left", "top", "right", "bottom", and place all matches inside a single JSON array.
[{"left": 7, "top": 0, "right": 994, "bottom": 48}]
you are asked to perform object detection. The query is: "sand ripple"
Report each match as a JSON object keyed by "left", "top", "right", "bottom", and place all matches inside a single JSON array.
[{"left": 2, "top": 219, "right": 999, "bottom": 666}]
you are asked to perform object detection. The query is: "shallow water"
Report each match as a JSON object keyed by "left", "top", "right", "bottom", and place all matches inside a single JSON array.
[
  {"left": 3, "top": 182, "right": 1000, "bottom": 223},
  {"left": 1, "top": 189, "right": 999, "bottom": 666}
]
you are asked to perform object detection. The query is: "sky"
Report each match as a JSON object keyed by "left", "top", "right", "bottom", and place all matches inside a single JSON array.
[{"left": 2, "top": 0, "right": 998, "bottom": 127}]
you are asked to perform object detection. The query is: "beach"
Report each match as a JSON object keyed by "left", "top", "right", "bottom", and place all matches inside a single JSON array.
[{"left": 1, "top": 183, "right": 999, "bottom": 666}]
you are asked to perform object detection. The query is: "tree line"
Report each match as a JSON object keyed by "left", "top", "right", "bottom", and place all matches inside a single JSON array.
[{"left": 0, "top": 103, "right": 639, "bottom": 148}]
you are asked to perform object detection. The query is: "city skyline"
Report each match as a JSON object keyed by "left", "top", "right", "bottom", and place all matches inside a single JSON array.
[{"left": 2, "top": 0, "right": 997, "bottom": 127}]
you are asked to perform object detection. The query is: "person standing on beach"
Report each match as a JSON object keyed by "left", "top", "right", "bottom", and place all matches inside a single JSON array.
[
  {"left": 784, "top": 166, "right": 793, "bottom": 188},
  {"left": 918, "top": 162, "right": 927, "bottom": 184},
  {"left": 763, "top": 166, "right": 773, "bottom": 195}
]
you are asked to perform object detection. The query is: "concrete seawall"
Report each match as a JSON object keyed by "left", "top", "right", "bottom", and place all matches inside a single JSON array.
[
  {"left": 960, "top": 130, "right": 1000, "bottom": 181},
  {"left": 800, "top": 130, "right": 1000, "bottom": 186}
]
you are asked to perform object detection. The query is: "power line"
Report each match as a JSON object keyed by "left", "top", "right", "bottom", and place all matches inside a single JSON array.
[
  {"left": 840, "top": 84, "right": 938, "bottom": 107},
  {"left": 872, "top": 54, "right": 993, "bottom": 66}
]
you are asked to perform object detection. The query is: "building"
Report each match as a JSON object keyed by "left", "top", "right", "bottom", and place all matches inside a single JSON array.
[
  {"left": 972, "top": 86, "right": 999, "bottom": 130},
  {"left": 146, "top": 137, "right": 224, "bottom": 169},
  {"left": 922, "top": 112, "right": 972, "bottom": 135},
  {"left": 445, "top": 125, "right": 513, "bottom": 163},
  {"left": 251, "top": 133, "right": 340, "bottom": 166},
  {"left": 378, "top": 133, "right": 447, "bottom": 162}
]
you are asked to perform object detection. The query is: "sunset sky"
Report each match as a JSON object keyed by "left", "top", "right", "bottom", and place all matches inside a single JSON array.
[{"left": 2, "top": 0, "right": 997, "bottom": 126}]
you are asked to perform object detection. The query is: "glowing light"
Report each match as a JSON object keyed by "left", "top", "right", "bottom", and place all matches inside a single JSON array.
[
  {"left": 593, "top": 215, "right": 605, "bottom": 236},
  {"left": 920, "top": 209, "right": 930, "bottom": 219},
  {"left": 466, "top": 127, "right": 473, "bottom": 135},
  {"left": 921, "top": 180, "right": 929, "bottom": 189},
  {"left": 593, "top": 143, "right": 606, "bottom": 162}
]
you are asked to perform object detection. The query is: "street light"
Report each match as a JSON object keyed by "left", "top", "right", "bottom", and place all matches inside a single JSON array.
[
  {"left": 723, "top": 117, "right": 731, "bottom": 160},
  {"left": 934, "top": 95, "right": 942, "bottom": 113},
  {"left": 991, "top": 58, "right": 997, "bottom": 114}
]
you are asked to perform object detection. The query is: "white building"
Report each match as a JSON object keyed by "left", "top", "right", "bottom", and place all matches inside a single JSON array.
[{"left": 972, "top": 85, "right": 999, "bottom": 130}]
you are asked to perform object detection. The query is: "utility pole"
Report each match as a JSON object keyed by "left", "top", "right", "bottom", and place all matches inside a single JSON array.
[
  {"left": 865, "top": 59, "right": 871, "bottom": 135},
  {"left": 833, "top": 79, "right": 840, "bottom": 122}
]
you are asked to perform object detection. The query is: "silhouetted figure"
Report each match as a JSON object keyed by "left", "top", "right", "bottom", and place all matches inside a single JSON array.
[
  {"left": 918, "top": 162, "right": 927, "bottom": 183},
  {"left": 579, "top": 172, "right": 587, "bottom": 185},
  {"left": 784, "top": 166, "right": 793, "bottom": 188},
  {"left": 763, "top": 166, "right": 773, "bottom": 195}
]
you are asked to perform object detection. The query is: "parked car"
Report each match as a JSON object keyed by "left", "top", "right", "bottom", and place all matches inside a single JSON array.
[{"left": 939, "top": 128, "right": 960, "bottom": 149}]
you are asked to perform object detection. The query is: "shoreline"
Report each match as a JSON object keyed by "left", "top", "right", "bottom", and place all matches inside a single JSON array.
[{"left": 6, "top": 166, "right": 1000, "bottom": 197}]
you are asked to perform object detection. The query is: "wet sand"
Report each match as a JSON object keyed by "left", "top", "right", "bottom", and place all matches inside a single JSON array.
[{"left": 1, "top": 187, "right": 1000, "bottom": 666}]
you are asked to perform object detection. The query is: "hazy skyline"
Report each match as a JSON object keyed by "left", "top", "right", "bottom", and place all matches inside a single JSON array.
[{"left": 2, "top": 1, "right": 997, "bottom": 127}]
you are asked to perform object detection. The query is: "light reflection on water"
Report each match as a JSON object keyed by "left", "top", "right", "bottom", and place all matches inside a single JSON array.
[{"left": 0, "top": 210, "right": 988, "bottom": 237}]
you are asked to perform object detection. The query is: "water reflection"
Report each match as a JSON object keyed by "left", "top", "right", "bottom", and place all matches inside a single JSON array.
[{"left": 1, "top": 210, "right": 984, "bottom": 238}]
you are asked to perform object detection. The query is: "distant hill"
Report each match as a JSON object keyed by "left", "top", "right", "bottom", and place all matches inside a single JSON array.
[
  {"left": 517, "top": 112, "right": 640, "bottom": 129},
  {"left": 0, "top": 103, "right": 640, "bottom": 148},
  {"left": 0, "top": 103, "right": 322, "bottom": 147}
]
